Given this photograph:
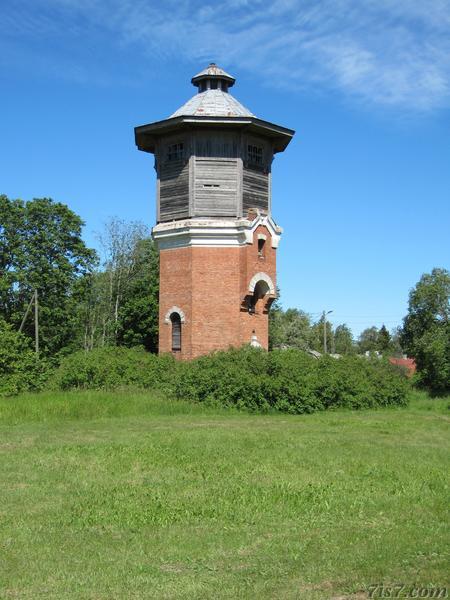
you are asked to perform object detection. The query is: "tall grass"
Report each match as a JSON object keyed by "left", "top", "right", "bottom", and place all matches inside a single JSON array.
[{"left": 0, "top": 389, "right": 233, "bottom": 424}]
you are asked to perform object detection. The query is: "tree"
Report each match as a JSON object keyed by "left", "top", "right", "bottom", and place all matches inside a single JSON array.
[
  {"left": 269, "top": 299, "right": 313, "bottom": 350},
  {"left": 401, "top": 268, "right": 450, "bottom": 395},
  {"left": 334, "top": 324, "right": 355, "bottom": 354},
  {"left": 358, "top": 326, "right": 379, "bottom": 354},
  {"left": 268, "top": 289, "right": 283, "bottom": 350},
  {"left": 0, "top": 195, "right": 97, "bottom": 357},
  {"left": 96, "top": 218, "right": 150, "bottom": 346},
  {"left": 0, "top": 318, "right": 49, "bottom": 396},
  {"left": 77, "top": 220, "right": 160, "bottom": 352},
  {"left": 310, "top": 315, "right": 334, "bottom": 353},
  {"left": 117, "top": 238, "right": 159, "bottom": 352},
  {"left": 390, "top": 326, "right": 405, "bottom": 357},
  {"left": 377, "top": 324, "right": 392, "bottom": 354}
]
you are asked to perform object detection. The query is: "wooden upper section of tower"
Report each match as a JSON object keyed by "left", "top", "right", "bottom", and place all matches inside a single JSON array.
[{"left": 135, "top": 64, "right": 295, "bottom": 223}]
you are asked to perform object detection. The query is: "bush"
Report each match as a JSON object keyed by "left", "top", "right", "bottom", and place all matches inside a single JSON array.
[
  {"left": 174, "top": 347, "right": 409, "bottom": 413},
  {"left": 52, "top": 346, "right": 177, "bottom": 392},
  {"left": 0, "top": 319, "right": 50, "bottom": 396},
  {"left": 49, "top": 345, "right": 409, "bottom": 414}
]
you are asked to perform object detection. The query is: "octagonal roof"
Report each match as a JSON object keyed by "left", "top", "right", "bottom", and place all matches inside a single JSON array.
[
  {"left": 171, "top": 88, "right": 253, "bottom": 118},
  {"left": 135, "top": 63, "right": 295, "bottom": 154}
]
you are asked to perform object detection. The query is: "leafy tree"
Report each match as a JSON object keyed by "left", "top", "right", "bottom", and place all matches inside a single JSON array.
[
  {"left": 76, "top": 221, "right": 159, "bottom": 352},
  {"left": 269, "top": 301, "right": 313, "bottom": 350},
  {"left": 310, "top": 315, "right": 334, "bottom": 353},
  {"left": 0, "top": 195, "right": 97, "bottom": 357},
  {"left": 75, "top": 270, "right": 111, "bottom": 351},
  {"left": 358, "top": 326, "right": 379, "bottom": 354},
  {"left": 390, "top": 326, "right": 405, "bottom": 357},
  {"left": 377, "top": 324, "right": 392, "bottom": 354},
  {"left": 334, "top": 324, "right": 355, "bottom": 354},
  {"left": 96, "top": 218, "right": 150, "bottom": 346},
  {"left": 0, "top": 318, "right": 49, "bottom": 396},
  {"left": 117, "top": 238, "right": 159, "bottom": 352},
  {"left": 283, "top": 309, "right": 312, "bottom": 349},
  {"left": 401, "top": 268, "right": 450, "bottom": 395}
]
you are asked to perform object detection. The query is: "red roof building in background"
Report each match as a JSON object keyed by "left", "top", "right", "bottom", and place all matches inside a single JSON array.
[{"left": 389, "top": 357, "right": 417, "bottom": 377}]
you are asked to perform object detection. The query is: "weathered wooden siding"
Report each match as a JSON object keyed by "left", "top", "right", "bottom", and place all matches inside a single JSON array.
[
  {"left": 194, "top": 157, "right": 238, "bottom": 216},
  {"left": 242, "top": 166, "right": 269, "bottom": 213},
  {"left": 159, "top": 158, "right": 189, "bottom": 221},
  {"left": 195, "top": 131, "right": 238, "bottom": 158}
]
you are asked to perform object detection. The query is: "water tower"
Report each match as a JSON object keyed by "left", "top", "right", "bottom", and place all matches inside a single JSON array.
[{"left": 135, "top": 63, "right": 294, "bottom": 358}]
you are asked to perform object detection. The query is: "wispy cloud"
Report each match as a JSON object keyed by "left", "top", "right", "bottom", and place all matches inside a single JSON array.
[{"left": 1, "top": 0, "right": 449, "bottom": 112}]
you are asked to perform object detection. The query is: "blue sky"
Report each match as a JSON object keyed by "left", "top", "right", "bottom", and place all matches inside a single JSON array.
[{"left": 1, "top": 0, "right": 449, "bottom": 337}]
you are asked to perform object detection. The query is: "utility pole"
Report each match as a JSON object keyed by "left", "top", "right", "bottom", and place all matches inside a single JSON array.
[
  {"left": 323, "top": 309, "right": 333, "bottom": 354},
  {"left": 19, "top": 290, "right": 39, "bottom": 356},
  {"left": 34, "top": 289, "right": 39, "bottom": 357},
  {"left": 19, "top": 294, "right": 35, "bottom": 333}
]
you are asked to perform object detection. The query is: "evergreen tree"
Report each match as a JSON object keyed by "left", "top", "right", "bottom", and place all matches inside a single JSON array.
[{"left": 377, "top": 324, "right": 392, "bottom": 354}]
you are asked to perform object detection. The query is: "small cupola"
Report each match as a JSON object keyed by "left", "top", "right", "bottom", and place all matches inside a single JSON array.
[{"left": 191, "top": 63, "right": 236, "bottom": 93}]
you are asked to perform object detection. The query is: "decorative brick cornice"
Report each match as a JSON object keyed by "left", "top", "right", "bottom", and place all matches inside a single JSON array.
[{"left": 152, "top": 214, "right": 282, "bottom": 250}]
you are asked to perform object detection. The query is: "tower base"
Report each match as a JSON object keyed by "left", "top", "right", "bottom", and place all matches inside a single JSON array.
[{"left": 153, "top": 212, "right": 281, "bottom": 359}]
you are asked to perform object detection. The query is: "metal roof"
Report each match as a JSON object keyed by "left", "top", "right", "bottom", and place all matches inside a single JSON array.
[
  {"left": 135, "top": 64, "right": 295, "bottom": 154},
  {"left": 170, "top": 89, "right": 254, "bottom": 118},
  {"left": 191, "top": 63, "right": 235, "bottom": 87}
]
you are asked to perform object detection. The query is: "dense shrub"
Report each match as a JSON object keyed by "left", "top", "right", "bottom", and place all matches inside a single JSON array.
[
  {"left": 174, "top": 347, "right": 409, "bottom": 413},
  {"left": 0, "top": 319, "right": 50, "bottom": 396},
  {"left": 52, "top": 346, "right": 177, "bottom": 392},
  {"left": 49, "top": 345, "right": 409, "bottom": 413}
]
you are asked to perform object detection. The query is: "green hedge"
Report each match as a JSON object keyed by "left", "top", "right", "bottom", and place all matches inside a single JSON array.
[
  {"left": 174, "top": 347, "right": 409, "bottom": 413},
  {"left": 52, "top": 346, "right": 176, "bottom": 392},
  {"left": 5, "top": 343, "right": 409, "bottom": 411}
]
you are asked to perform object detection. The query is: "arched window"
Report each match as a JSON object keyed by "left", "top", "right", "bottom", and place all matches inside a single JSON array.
[
  {"left": 171, "top": 313, "right": 182, "bottom": 352},
  {"left": 249, "top": 279, "right": 270, "bottom": 313}
]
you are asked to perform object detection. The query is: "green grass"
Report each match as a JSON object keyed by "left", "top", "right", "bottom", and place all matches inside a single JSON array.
[{"left": 0, "top": 390, "right": 448, "bottom": 599}]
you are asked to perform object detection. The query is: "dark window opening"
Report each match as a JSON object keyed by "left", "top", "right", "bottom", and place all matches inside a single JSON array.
[
  {"left": 203, "top": 183, "right": 220, "bottom": 188},
  {"left": 210, "top": 80, "right": 218, "bottom": 89},
  {"left": 171, "top": 313, "right": 181, "bottom": 352},
  {"left": 167, "top": 142, "right": 184, "bottom": 161},
  {"left": 258, "top": 238, "right": 266, "bottom": 257},
  {"left": 247, "top": 145, "right": 263, "bottom": 165},
  {"left": 248, "top": 280, "right": 270, "bottom": 314},
  {"left": 199, "top": 82, "right": 206, "bottom": 92}
]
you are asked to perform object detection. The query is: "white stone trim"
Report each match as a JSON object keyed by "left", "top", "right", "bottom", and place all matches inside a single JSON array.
[
  {"left": 257, "top": 233, "right": 267, "bottom": 241},
  {"left": 250, "top": 214, "right": 282, "bottom": 248},
  {"left": 248, "top": 272, "right": 275, "bottom": 295},
  {"left": 152, "top": 215, "right": 282, "bottom": 250},
  {"left": 164, "top": 306, "right": 186, "bottom": 324}
]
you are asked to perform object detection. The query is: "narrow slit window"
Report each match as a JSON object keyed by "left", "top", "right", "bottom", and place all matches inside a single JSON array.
[
  {"left": 203, "top": 183, "right": 220, "bottom": 188},
  {"left": 258, "top": 238, "right": 266, "bottom": 257},
  {"left": 171, "top": 313, "right": 181, "bottom": 352}
]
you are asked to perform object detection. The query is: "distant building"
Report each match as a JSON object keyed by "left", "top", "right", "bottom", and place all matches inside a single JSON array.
[
  {"left": 135, "top": 64, "right": 294, "bottom": 358},
  {"left": 389, "top": 357, "right": 417, "bottom": 377}
]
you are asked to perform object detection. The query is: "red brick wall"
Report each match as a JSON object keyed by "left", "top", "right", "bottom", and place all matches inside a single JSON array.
[{"left": 158, "top": 224, "right": 277, "bottom": 359}]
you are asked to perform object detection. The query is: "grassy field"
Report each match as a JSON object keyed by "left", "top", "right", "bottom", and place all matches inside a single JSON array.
[{"left": 0, "top": 390, "right": 448, "bottom": 599}]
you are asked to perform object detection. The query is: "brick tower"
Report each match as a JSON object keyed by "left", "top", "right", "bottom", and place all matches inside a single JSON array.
[{"left": 135, "top": 64, "right": 294, "bottom": 359}]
